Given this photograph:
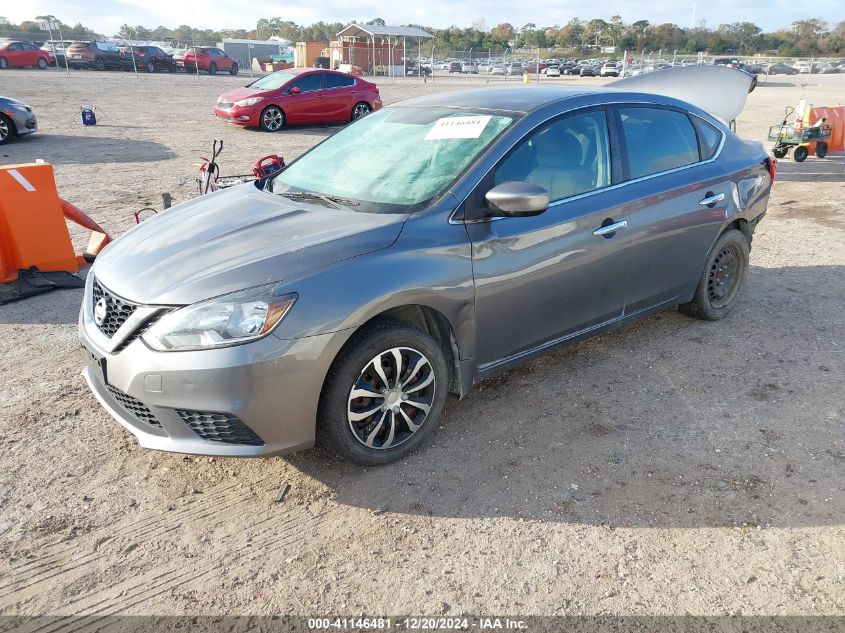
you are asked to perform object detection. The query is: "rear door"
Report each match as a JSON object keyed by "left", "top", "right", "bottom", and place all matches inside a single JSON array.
[
  {"left": 211, "top": 48, "right": 232, "bottom": 71},
  {"left": 5, "top": 43, "right": 26, "bottom": 66},
  {"left": 611, "top": 105, "right": 732, "bottom": 313},
  {"left": 320, "top": 72, "right": 357, "bottom": 121}
]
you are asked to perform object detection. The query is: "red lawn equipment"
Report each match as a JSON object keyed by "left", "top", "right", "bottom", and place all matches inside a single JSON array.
[{"left": 198, "top": 139, "right": 284, "bottom": 194}]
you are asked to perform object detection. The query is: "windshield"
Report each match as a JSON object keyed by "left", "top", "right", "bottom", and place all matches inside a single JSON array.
[
  {"left": 248, "top": 71, "right": 299, "bottom": 91},
  {"left": 269, "top": 107, "right": 515, "bottom": 213}
]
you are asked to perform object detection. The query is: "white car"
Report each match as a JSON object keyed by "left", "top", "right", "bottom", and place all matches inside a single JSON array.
[
  {"left": 545, "top": 65, "right": 561, "bottom": 77},
  {"left": 600, "top": 62, "right": 620, "bottom": 77},
  {"left": 489, "top": 64, "right": 506, "bottom": 75},
  {"left": 476, "top": 63, "right": 491, "bottom": 73}
]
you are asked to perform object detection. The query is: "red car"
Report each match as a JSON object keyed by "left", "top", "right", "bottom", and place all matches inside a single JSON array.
[
  {"left": 214, "top": 69, "right": 382, "bottom": 131},
  {"left": 0, "top": 41, "right": 50, "bottom": 70},
  {"left": 178, "top": 47, "right": 238, "bottom": 75}
]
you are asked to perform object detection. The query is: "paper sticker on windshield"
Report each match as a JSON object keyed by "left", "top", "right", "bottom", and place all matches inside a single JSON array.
[{"left": 426, "top": 115, "right": 492, "bottom": 140}]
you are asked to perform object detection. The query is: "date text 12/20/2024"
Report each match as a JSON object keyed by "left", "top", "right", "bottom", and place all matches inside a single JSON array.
[{"left": 308, "top": 617, "right": 528, "bottom": 630}]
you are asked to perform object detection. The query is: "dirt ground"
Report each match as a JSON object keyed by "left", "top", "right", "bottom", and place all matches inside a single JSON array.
[{"left": 0, "top": 68, "right": 843, "bottom": 628}]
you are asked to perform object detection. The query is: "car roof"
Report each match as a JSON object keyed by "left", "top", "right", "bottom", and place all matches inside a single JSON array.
[{"left": 396, "top": 86, "right": 603, "bottom": 113}]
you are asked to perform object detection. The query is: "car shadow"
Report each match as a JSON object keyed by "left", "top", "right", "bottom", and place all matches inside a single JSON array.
[
  {"left": 0, "top": 135, "right": 176, "bottom": 165},
  {"left": 288, "top": 263, "right": 845, "bottom": 529}
]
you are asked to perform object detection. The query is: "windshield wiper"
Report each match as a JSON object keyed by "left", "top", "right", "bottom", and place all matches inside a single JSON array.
[{"left": 276, "top": 189, "right": 359, "bottom": 210}]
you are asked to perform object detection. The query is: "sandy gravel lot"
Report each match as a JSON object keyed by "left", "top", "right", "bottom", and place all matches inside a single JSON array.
[{"left": 0, "top": 68, "right": 843, "bottom": 629}]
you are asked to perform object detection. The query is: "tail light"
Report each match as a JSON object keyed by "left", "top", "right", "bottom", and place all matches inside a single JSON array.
[
  {"left": 765, "top": 156, "right": 777, "bottom": 183},
  {"left": 368, "top": 84, "right": 379, "bottom": 93},
  {"left": 137, "top": 51, "right": 145, "bottom": 57}
]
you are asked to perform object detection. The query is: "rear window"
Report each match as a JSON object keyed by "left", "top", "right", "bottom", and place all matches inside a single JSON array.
[
  {"left": 324, "top": 73, "right": 355, "bottom": 89},
  {"left": 619, "top": 107, "right": 700, "bottom": 179}
]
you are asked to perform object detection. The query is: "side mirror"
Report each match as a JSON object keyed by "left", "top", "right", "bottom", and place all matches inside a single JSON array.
[
  {"left": 290, "top": 86, "right": 301, "bottom": 95},
  {"left": 485, "top": 181, "right": 549, "bottom": 217}
]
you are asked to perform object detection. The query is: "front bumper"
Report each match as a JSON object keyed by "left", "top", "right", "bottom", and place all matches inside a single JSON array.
[
  {"left": 9, "top": 109, "right": 37, "bottom": 135},
  {"left": 79, "top": 280, "right": 349, "bottom": 457},
  {"left": 214, "top": 106, "right": 257, "bottom": 126}
]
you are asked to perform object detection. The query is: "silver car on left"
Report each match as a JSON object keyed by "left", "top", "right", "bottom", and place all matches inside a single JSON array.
[{"left": 0, "top": 96, "right": 38, "bottom": 145}]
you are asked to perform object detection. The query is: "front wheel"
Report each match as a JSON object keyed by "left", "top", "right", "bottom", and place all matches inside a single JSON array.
[
  {"left": 208, "top": 62, "right": 217, "bottom": 75},
  {"left": 679, "top": 229, "right": 750, "bottom": 321},
  {"left": 37, "top": 57, "right": 48, "bottom": 69},
  {"left": 146, "top": 61, "right": 155, "bottom": 73},
  {"left": 351, "top": 102, "right": 371, "bottom": 121},
  {"left": 229, "top": 62, "right": 239, "bottom": 75},
  {"left": 793, "top": 145, "right": 809, "bottom": 162},
  {"left": 0, "top": 113, "right": 13, "bottom": 145},
  {"left": 94, "top": 58, "right": 105, "bottom": 71},
  {"left": 260, "top": 105, "right": 285, "bottom": 131},
  {"left": 318, "top": 319, "right": 448, "bottom": 465},
  {"left": 772, "top": 147, "right": 788, "bottom": 159}
]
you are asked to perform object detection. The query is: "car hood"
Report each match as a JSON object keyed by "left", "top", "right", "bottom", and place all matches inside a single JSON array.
[
  {"left": 218, "top": 86, "right": 264, "bottom": 103},
  {"left": 93, "top": 184, "right": 406, "bottom": 305}
]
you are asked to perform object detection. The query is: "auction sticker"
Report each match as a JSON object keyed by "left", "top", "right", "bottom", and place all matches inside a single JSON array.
[{"left": 426, "top": 115, "right": 492, "bottom": 140}]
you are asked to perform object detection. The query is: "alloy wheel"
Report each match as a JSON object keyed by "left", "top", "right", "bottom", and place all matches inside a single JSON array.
[
  {"left": 0, "top": 58, "right": 8, "bottom": 69},
  {"left": 352, "top": 103, "right": 371, "bottom": 120},
  {"left": 0, "top": 118, "right": 9, "bottom": 142},
  {"left": 707, "top": 244, "right": 741, "bottom": 309},
  {"left": 262, "top": 107, "right": 284, "bottom": 131},
  {"left": 347, "top": 346, "right": 436, "bottom": 450},
  {"left": 147, "top": 62, "right": 155, "bottom": 73}
]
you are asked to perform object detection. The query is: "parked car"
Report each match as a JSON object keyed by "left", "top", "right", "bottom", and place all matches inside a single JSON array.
[
  {"left": 405, "top": 62, "right": 431, "bottom": 76},
  {"left": 545, "top": 65, "right": 561, "bottom": 77},
  {"left": 40, "top": 40, "right": 74, "bottom": 67},
  {"left": 600, "top": 61, "right": 620, "bottom": 77},
  {"left": 476, "top": 62, "right": 491, "bottom": 73},
  {"left": 0, "top": 95, "right": 37, "bottom": 144},
  {"left": 507, "top": 62, "right": 523, "bottom": 76},
  {"left": 214, "top": 68, "right": 382, "bottom": 131},
  {"left": 489, "top": 64, "right": 506, "bottom": 75},
  {"left": 580, "top": 66, "right": 597, "bottom": 77},
  {"left": 448, "top": 61, "right": 462, "bottom": 73},
  {"left": 461, "top": 62, "right": 478, "bottom": 74},
  {"left": 65, "top": 41, "right": 127, "bottom": 70},
  {"left": 81, "top": 84, "right": 773, "bottom": 465},
  {"left": 0, "top": 41, "right": 51, "bottom": 69},
  {"left": 120, "top": 46, "right": 177, "bottom": 73},
  {"left": 179, "top": 47, "right": 239, "bottom": 75},
  {"left": 563, "top": 65, "right": 582, "bottom": 75}
]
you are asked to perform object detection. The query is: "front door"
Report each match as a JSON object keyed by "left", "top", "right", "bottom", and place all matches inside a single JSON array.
[
  {"left": 465, "top": 108, "right": 629, "bottom": 369},
  {"left": 283, "top": 73, "right": 324, "bottom": 124}
]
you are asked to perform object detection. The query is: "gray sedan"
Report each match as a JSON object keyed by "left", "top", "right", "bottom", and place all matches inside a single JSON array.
[
  {"left": 0, "top": 96, "right": 38, "bottom": 145},
  {"left": 80, "top": 85, "right": 773, "bottom": 465}
]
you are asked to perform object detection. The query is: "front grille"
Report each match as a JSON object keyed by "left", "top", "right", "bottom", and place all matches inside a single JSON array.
[
  {"left": 177, "top": 410, "right": 264, "bottom": 446},
  {"left": 92, "top": 279, "right": 138, "bottom": 338},
  {"left": 217, "top": 101, "right": 234, "bottom": 109},
  {"left": 106, "top": 384, "right": 162, "bottom": 428}
]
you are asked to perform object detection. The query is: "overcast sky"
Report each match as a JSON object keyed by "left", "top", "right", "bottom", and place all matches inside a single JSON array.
[{"left": 3, "top": 0, "right": 834, "bottom": 36}]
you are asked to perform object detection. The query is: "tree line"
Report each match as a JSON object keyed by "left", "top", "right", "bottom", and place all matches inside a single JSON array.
[{"left": 1, "top": 14, "right": 843, "bottom": 56}]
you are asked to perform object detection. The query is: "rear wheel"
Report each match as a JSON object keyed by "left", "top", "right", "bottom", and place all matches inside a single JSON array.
[
  {"left": 679, "top": 229, "right": 749, "bottom": 321},
  {"left": 793, "top": 145, "right": 809, "bottom": 162},
  {"left": 229, "top": 62, "right": 239, "bottom": 75},
  {"left": 208, "top": 62, "right": 217, "bottom": 75},
  {"left": 94, "top": 57, "right": 105, "bottom": 71},
  {"left": 317, "top": 319, "right": 448, "bottom": 465},
  {"left": 351, "top": 102, "right": 371, "bottom": 121},
  {"left": 260, "top": 106, "right": 285, "bottom": 132},
  {"left": 37, "top": 57, "right": 48, "bottom": 69},
  {"left": 815, "top": 141, "right": 828, "bottom": 158},
  {"left": 0, "top": 57, "right": 9, "bottom": 69},
  {"left": 0, "top": 113, "right": 13, "bottom": 145}
]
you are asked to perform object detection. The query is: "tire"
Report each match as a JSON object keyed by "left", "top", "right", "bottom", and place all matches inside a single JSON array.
[
  {"left": 229, "top": 62, "right": 239, "bottom": 75},
  {"left": 146, "top": 61, "right": 155, "bottom": 73},
  {"left": 815, "top": 141, "right": 828, "bottom": 158},
  {"left": 772, "top": 147, "right": 787, "bottom": 159},
  {"left": 679, "top": 229, "right": 750, "bottom": 321},
  {"left": 351, "top": 102, "right": 371, "bottom": 121},
  {"left": 0, "top": 113, "right": 13, "bottom": 145},
  {"left": 317, "top": 318, "right": 449, "bottom": 465},
  {"left": 0, "top": 57, "right": 8, "bottom": 70},
  {"left": 94, "top": 58, "right": 105, "bottom": 71},
  {"left": 208, "top": 62, "right": 217, "bottom": 75},
  {"left": 793, "top": 145, "right": 809, "bottom": 162},
  {"left": 259, "top": 105, "right": 285, "bottom": 131},
  {"left": 37, "top": 57, "right": 48, "bottom": 69}
]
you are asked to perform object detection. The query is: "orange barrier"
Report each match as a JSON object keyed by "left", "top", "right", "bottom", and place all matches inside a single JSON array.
[
  {"left": 0, "top": 162, "right": 111, "bottom": 284},
  {"left": 809, "top": 106, "right": 845, "bottom": 151},
  {"left": 0, "top": 163, "right": 79, "bottom": 283}
]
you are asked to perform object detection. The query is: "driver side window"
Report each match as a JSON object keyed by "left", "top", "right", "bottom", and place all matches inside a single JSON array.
[{"left": 495, "top": 110, "right": 611, "bottom": 202}]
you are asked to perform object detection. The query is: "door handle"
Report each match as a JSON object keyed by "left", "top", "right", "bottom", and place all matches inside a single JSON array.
[
  {"left": 592, "top": 220, "right": 627, "bottom": 237},
  {"left": 699, "top": 192, "right": 725, "bottom": 207}
]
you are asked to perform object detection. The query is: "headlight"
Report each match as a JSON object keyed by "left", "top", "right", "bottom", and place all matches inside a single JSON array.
[
  {"left": 13, "top": 103, "right": 29, "bottom": 111},
  {"left": 142, "top": 285, "right": 296, "bottom": 351},
  {"left": 234, "top": 97, "right": 262, "bottom": 107}
]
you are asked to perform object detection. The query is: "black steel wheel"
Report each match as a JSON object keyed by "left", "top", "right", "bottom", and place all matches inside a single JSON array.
[
  {"left": 318, "top": 318, "right": 449, "bottom": 465},
  {"left": 793, "top": 145, "right": 809, "bottom": 162},
  {"left": 679, "top": 229, "right": 749, "bottom": 320},
  {"left": 351, "top": 102, "right": 371, "bottom": 121},
  {"left": 259, "top": 106, "right": 285, "bottom": 132}
]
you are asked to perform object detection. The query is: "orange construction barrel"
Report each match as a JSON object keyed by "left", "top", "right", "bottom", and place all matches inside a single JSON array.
[
  {"left": 0, "top": 162, "right": 79, "bottom": 283},
  {"left": 810, "top": 106, "right": 845, "bottom": 152}
]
